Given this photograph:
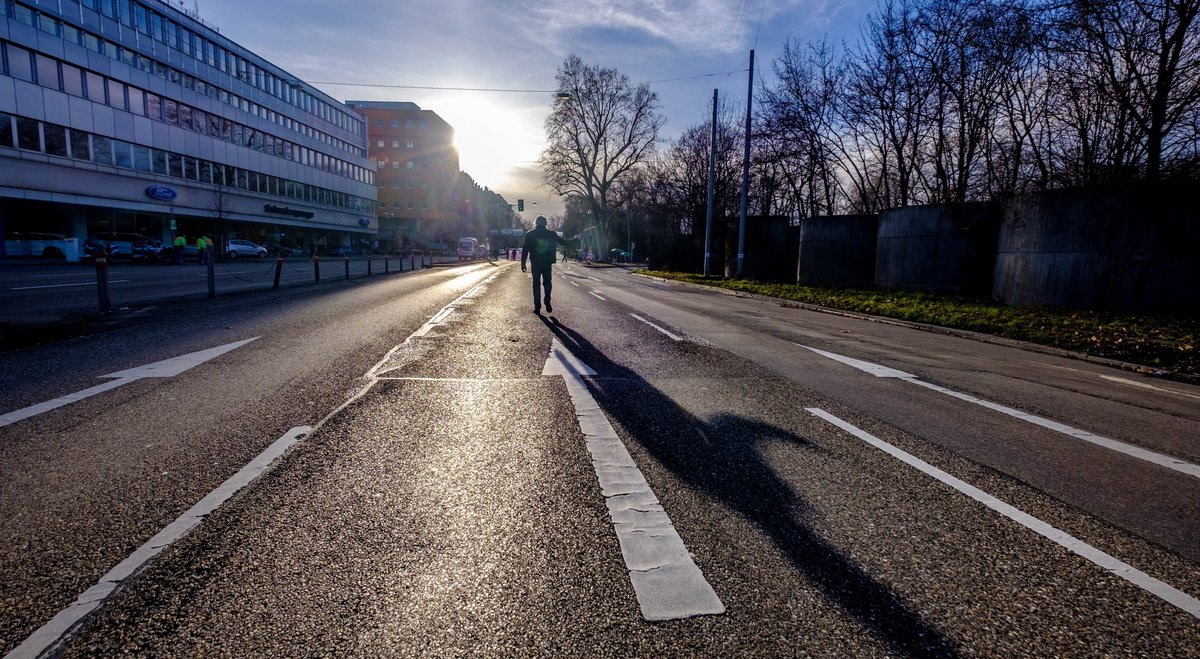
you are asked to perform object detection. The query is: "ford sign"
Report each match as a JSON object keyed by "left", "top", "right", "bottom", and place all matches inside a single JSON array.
[
  {"left": 145, "top": 185, "right": 178, "bottom": 201},
  {"left": 358, "top": 218, "right": 371, "bottom": 227}
]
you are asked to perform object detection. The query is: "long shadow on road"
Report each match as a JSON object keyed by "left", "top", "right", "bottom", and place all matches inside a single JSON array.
[{"left": 540, "top": 314, "right": 957, "bottom": 657}]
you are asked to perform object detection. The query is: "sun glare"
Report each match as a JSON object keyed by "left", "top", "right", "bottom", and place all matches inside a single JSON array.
[{"left": 425, "top": 94, "right": 546, "bottom": 195}]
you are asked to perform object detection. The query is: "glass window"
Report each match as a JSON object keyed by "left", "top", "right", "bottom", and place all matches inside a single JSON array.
[
  {"left": 224, "top": 165, "right": 236, "bottom": 186},
  {"left": 131, "top": 144, "right": 150, "bottom": 172},
  {"left": 144, "top": 93, "right": 161, "bottom": 120},
  {"left": 43, "top": 124, "right": 67, "bottom": 156},
  {"left": 134, "top": 3, "right": 148, "bottom": 33},
  {"left": 6, "top": 45, "right": 33, "bottom": 82},
  {"left": 85, "top": 72, "right": 105, "bottom": 102},
  {"left": 199, "top": 159, "right": 212, "bottom": 183},
  {"left": 117, "top": 0, "right": 132, "bottom": 26},
  {"left": 237, "top": 169, "right": 248, "bottom": 189},
  {"left": 107, "top": 79, "right": 126, "bottom": 110},
  {"left": 33, "top": 54, "right": 57, "bottom": 90},
  {"left": 151, "top": 149, "right": 167, "bottom": 174},
  {"left": 113, "top": 141, "right": 132, "bottom": 168},
  {"left": 221, "top": 118, "right": 232, "bottom": 141},
  {"left": 62, "top": 64, "right": 84, "bottom": 97},
  {"left": 84, "top": 33, "right": 101, "bottom": 52},
  {"left": 192, "top": 109, "right": 206, "bottom": 133},
  {"left": 163, "top": 99, "right": 178, "bottom": 125},
  {"left": 92, "top": 135, "right": 113, "bottom": 165},
  {"left": 230, "top": 123, "right": 242, "bottom": 145},
  {"left": 64, "top": 24, "right": 85, "bottom": 46},
  {"left": 208, "top": 113, "right": 221, "bottom": 137},
  {"left": 16, "top": 117, "right": 40, "bottom": 151},
  {"left": 150, "top": 13, "right": 162, "bottom": 41},
  {"left": 128, "top": 87, "right": 145, "bottom": 116},
  {"left": 12, "top": 4, "right": 34, "bottom": 26},
  {"left": 166, "top": 19, "right": 178, "bottom": 48},
  {"left": 178, "top": 105, "right": 191, "bottom": 130},
  {"left": 184, "top": 156, "right": 199, "bottom": 181},
  {"left": 69, "top": 129, "right": 90, "bottom": 160}
]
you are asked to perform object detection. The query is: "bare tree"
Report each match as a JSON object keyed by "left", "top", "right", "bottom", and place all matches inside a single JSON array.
[{"left": 540, "top": 55, "right": 665, "bottom": 256}]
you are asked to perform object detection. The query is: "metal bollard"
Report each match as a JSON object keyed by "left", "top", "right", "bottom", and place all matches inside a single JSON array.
[
  {"left": 95, "top": 256, "right": 110, "bottom": 313},
  {"left": 207, "top": 257, "right": 215, "bottom": 298},
  {"left": 368, "top": 255, "right": 373, "bottom": 276},
  {"left": 313, "top": 254, "right": 320, "bottom": 283},
  {"left": 384, "top": 254, "right": 389, "bottom": 274},
  {"left": 344, "top": 254, "right": 350, "bottom": 280},
  {"left": 273, "top": 256, "right": 283, "bottom": 289}
]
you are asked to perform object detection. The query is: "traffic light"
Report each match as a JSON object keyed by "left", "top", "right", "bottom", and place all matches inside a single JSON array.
[{"left": 517, "top": 199, "right": 524, "bottom": 212}]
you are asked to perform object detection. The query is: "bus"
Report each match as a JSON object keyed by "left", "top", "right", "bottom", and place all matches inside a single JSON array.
[{"left": 456, "top": 237, "right": 479, "bottom": 261}]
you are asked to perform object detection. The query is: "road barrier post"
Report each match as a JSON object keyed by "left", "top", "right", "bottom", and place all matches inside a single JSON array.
[
  {"left": 344, "top": 254, "right": 350, "bottom": 280},
  {"left": 95, "top": 256, "right": 110, "bottom": 314},
  {"left": 367, "top": 255, "right": 372, "bottom": 276},
  {"left": 206, "top": 256, "right": 215, "bottom": 298},
  {"left": 273, "top": 256, "right": 283, "bottom": 289},
  {"left": 384, "top": 254, "right": 389, "bottom": 274},
  {"left": 313, "top": 254, "right": 320, "bottom": 284}
]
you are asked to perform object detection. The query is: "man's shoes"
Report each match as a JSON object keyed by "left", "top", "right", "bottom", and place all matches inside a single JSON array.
[{"left": 545, "top": 300, "right": 552, "bottom": 313}]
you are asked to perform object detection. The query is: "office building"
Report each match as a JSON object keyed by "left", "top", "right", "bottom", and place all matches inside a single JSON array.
[{"left": 0, "top": 0, "right": 376, "bottom": 259}]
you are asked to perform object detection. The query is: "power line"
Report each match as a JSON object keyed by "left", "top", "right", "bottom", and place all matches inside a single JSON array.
[{"left": 306, "top": 70, "right": 748, "bottom": 94}]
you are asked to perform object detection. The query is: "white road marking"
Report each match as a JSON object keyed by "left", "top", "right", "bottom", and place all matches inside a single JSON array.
[
  {"left": 0, "top": 338, "right": 259, "bottom": 428},
  {"left": 589, "top": 291, "right": 606, "bottom": 301},
  {"left": 1098, "top": 374, "right": 1200, "bottom": 401},
  {"left": 807, "top": 408, "right": 1200, "bottom": 620},
  {"left": 797, "top": 344, "right": 1200, "bottom": 480},
  {"left": 544, "top": 339, "right": 725, "bottom": 621},
  {"left": 5, "top": 426, "right": 313, "bottom": 659},
  {"left": 570, "top": 281, "right": 580, "bottom": 287},
  {"left": 10, "top": 280, "right": 130, "bottom": 290},
  {"left": 630, "top": 314, "right": 682, "bottom": 341},
  {"left": 587, "top": 276, "right": 601, "bottom": 281}
]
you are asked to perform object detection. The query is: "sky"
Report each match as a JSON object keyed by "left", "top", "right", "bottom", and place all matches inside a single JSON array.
[{"left": 188, "top": 0, "right": 872, "bottom": 218}]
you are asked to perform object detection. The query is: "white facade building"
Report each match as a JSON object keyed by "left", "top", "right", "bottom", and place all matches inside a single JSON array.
[{"left": 0, "top": 0, "right": 376, "bottom": 258}]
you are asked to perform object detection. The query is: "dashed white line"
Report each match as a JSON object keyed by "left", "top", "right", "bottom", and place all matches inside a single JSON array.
[
  {"left": 570, "top": 281, "right": 580, "bottom": 287},
  {"left": 589, "top": 291, "right": 606, "bottom": 301},
  {"left": 807, "top": 408, "right": 1200, "bottom": 620},
  {"left": 544, "top": 339, "right": 725, "bottom": 621},
  {"left": 797, "top": 344, "right": 1200, "bottom": 480},
  {"left": 630, "top": 314, "right": 682, "bottom": 341}
]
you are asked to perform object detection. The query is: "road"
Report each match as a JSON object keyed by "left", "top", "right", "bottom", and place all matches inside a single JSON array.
[{"left": 1, "top": 259, "right": 1197, "bottom": 656}]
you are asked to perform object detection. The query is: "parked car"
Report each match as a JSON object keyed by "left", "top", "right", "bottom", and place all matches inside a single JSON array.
[
  {"left": 226, "top": 239, "right": 267, "bottom": 258},
  {"left": 3, "top": 232, "right": 66, "bottom": 258},
  {"left": 82, "top": 232, "right": 162, "bottom": 262}
]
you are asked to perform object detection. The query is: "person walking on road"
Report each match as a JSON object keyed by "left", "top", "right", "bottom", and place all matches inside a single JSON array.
[
  {"left": 521, "top": 216, "right": 574, "bottom": 314},
  {"left": 173, "top": 234, "right": 186, "bottom": 265}
]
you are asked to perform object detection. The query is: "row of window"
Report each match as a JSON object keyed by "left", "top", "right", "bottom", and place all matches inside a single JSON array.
[
  {"left": 377, "top": 139, "right": 417, "bottom": 149},
  {"left": 2, "top": 0, "right": 365, "bottom": 158},
  {"left": 375, "top": 118, "right": 428, "bottom": 130},
  {"left": 70, "top": 0, "right": 362, "bottom": 135},
  {"left": 0, "top": 112, "right": 375, "bottom": 214},
  {"left": 2, "top": 40, "right": 374, "bottom": 186}
]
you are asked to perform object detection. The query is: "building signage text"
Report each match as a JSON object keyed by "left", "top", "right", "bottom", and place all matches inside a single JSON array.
[{"left": 145, "top": 185, "right": 178, "bottom": 201}]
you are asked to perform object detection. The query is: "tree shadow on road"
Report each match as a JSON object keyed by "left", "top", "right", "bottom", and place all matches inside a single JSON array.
[{"left": 540, "top": 315, "right": 957, "bottom": 657}]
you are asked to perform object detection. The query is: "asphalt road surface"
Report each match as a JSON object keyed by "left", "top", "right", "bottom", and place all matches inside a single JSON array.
[{"left": 1, "top": 259, "right": 1197, "bottom": 657}]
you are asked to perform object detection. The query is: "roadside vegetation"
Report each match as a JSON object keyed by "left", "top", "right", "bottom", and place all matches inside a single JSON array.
[{"left": 638, "top": 271, "right": 1198, "bottom": 379}]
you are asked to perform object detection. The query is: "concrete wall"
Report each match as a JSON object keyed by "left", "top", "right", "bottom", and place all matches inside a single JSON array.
[
  {"left": 797, "top": 214, "right": 878, "bottom": 288},
  {"left": 875, "top": 203, "right": 999, "bottom": 296},
  {"left": 993, "top": 184, "right": 1200, "bottom": 313}
]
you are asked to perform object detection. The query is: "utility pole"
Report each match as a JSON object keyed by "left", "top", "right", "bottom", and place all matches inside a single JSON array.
[
  {"left": 704, "top": 89, "right": 717, "bottom": 277},
  {"left": 736, "top": 50, "right": 754, "bottom": 278}
]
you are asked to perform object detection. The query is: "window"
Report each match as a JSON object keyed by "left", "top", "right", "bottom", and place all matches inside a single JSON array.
[
  {"left": 406, "top": 140, "right": 414, "bottom": 148},
  {"left": 391, "top": 140, "right": 399, "bottom": 148},
  {"left": 62, "top": 64, "right": 84, "bottom": 97},
  {"left": 376, "top": 140, "right": 384, "bottom": 148},
  {"left": 69, "top": 129, "right": 90, "bottom": 160},
  {"left": 43, "top": 124, "right": 67, "bottom": 156},
  {"left": 163, "top": 99, "right": 178, "bottom": 125},
  {"left": 407, "top": 202, "right": 415, "bottom": 209},
  {"left": 38, "top": 13, "right": 61, "bottom": 37},
  {"left": 85, "top": 72, "right": 105, "bottom": 103},
  {"left": 134, "top": 3, "right": 148, "bottom": 33},
  {"left": 132, "top": 144, "right": 152, "bottom": 172},
  {"left": 192, "top": 109, "right": 207, "bottom": 133},
  {"left": 36, "top": 55, "right": 60, "bottom": 89},
  {"left": 113, "top": 140, "right": 132, "bottom": 168},
  {"left": 127, "top": 88, "right": 145, "bottom": 116},
  {"left": 168, "top": 153, "right": 183, "bottom": 178},
  {"left": 179, "top": 105, "right": 191, "bottom": 128},
  {"left": 16, "top": 117, "right": 39, "bottom": 151},
  {"left": 92, "top": 135, "right": 113, "bottom": 165},
  {"left": 391, "top": 119, "right": 399, "bottom": 128},
  {"left": 151, "top": 149, "right": 167, "bottom": 174},
  {"left": 6, "top": 45, "right": 33, "bottom": 82},
  {"left": 405, "top": 119, "right": 412, "bottom": 128},
  {"left": 392, "top": 161, "right": 399, "bottom": 169},
  {"left": 107, "top": 79, "right": 126, "bottom": 110},
  {"left": 199, "top": 159, "right": 212, "bottom": 183},
  {"left": 375, "top": 119, "right": 384, "bottom": 127}
]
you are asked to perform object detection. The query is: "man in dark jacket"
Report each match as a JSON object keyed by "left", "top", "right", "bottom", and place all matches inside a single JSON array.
[{"left": 521, "top": 216, "right": 573, "bottom": 314}]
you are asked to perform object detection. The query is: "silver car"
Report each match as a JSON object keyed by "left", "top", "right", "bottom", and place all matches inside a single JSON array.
[{"left": 225, "top": 239, "right": 268, "bottom": 258}]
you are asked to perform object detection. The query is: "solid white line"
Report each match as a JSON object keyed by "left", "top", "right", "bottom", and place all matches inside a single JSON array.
[
  {"left": 589, "top": 291, "right": 606, "bottom": 301},
  {"left": 806, "top": 408, "right": 1200, "bottom": 620},
  {"left": 796, "top": 344, "right": 1200, "bottom": 480},
  {"left": 10, "top": 280, "right": 130, "bottom": 290},
  {"left": 630, "top": 314, "right": 682, "bottom": 341},
  {"left": 6, "top": 425, "right": 314, "bottom": 659},
  {"left": 544, "top": 341, "right": 724, "bottom": 621}
]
